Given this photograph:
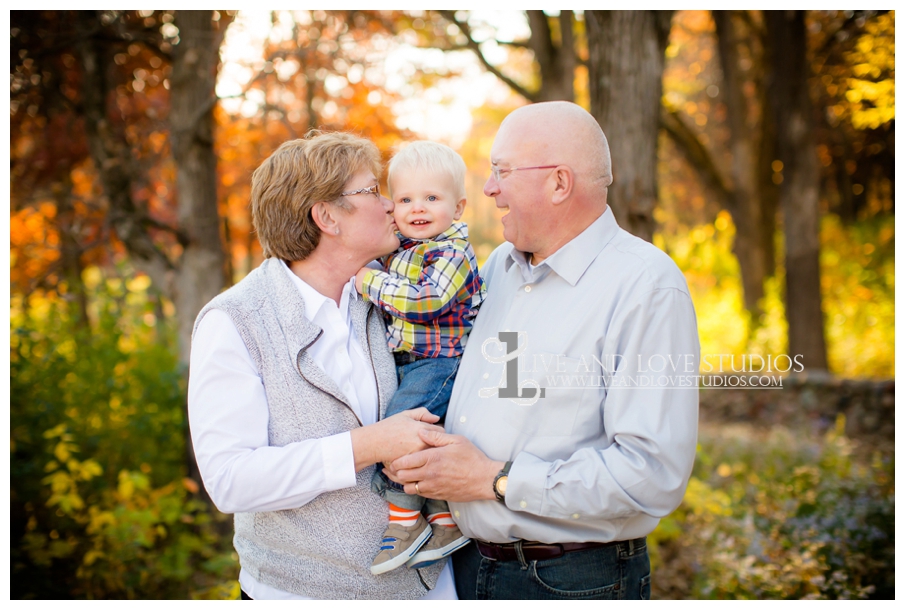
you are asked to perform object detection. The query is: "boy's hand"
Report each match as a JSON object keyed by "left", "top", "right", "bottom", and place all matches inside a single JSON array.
[{"left": 355, "top": 268, "right": 370, "bottom": 294}]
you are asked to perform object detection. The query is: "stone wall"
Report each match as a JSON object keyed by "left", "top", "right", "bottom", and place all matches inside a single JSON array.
[{"left": 698, "top": 373, "right": 895, "bottom": 442}]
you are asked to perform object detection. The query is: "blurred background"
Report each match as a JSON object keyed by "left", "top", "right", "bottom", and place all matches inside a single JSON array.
[{"left": 9, "top": 10, "right": 894, "bottom": 599}]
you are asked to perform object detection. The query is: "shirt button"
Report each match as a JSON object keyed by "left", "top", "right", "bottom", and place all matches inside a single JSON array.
[
  {"left": 459, "top": 416, "right": 467, "bottom": 423},
  {"left": 572, "top": 513, "right": 580, "bottom": 520},
  {"left": 524, "top": 285, "right": 532, "bottom": 293},
  {"left": 454, "top": 510, "right": 460, "bottom": 518},
  {"left": 519, "top": 500, "right": 527, "bottom": 509},
  {"left": 483, "top": 373, "right": 489, "bottom": 379}
]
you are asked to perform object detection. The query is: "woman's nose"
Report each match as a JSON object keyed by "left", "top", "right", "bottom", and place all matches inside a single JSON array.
[{"left": 381, "top": 195, "right": 394, "bottom": 213}]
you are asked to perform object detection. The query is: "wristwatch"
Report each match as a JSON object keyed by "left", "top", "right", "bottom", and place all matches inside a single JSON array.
[{"left": 493, "top": 461, "right": 513, "bottom": 503}]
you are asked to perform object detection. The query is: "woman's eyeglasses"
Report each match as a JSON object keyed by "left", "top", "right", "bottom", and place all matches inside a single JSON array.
[{"left": 341, "top": 184, "right": 381, "bottom": 198}]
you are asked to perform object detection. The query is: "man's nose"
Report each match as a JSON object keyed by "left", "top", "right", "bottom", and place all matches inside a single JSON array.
[{"left": 483, "top": 175, "right": 499, "bottom": 198}]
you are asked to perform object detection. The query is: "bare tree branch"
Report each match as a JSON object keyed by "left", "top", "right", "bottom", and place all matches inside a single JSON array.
[
  {"left": 437, "top": 10, "right": 538, "bottom": 102},
  {"left": 660, "top": 105, "right": 735, "bottom": 211},
  {"left": 496, "top": 39, "right": 531, "bottom": 49}
]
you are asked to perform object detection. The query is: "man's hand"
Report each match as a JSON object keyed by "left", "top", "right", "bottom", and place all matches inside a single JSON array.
[
  {"left": 385, "top": 429, "right": 504, "bottom": 503},
  {"left": 350, "top": 408, "right": 443, "bottom": 472},
  {"left": 355, "top": 268, "right": 370, "bottom": 294}
]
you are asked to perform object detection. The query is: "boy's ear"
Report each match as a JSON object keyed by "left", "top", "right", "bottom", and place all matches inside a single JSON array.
[
  {"left": 311, "top": 201, "right": 339, "bottom": 234},
  {"left": 454, "top": 197, "right": 467, "bottom": 220}
]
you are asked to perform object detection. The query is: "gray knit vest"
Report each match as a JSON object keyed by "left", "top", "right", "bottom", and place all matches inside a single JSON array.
[{"left": 193, "top": 258, "right": 444, "bottom": 599}]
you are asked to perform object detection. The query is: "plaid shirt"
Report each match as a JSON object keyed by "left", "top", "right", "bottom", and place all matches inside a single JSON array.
[{"left": 361, "top": 221, "right": 486, "bottom": 358}]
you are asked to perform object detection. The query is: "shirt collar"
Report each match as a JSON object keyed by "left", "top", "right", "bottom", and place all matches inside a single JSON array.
[
  {"left": 398, "top": 220, "right": 469, "bottom": 247},
  {"left": 505, "top": 206, "right": 620, "bottom": 286},
  {"left": 279, "top": 259, "right": 358, "bottom": 324}
]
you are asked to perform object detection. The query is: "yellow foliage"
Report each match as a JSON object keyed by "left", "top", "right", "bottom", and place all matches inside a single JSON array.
[
  {"left": 126, "top": 274, "right": 152, "bottom": 293},
  {"left": 657, "top": 209, "right": 893, "bottom": 378},
  {"left": 117, "top": 472, "right": 135, "bottom": 500},
  {"left": 843, "top": 12, "right": 895, "bottom": 130},
  {"left": 41, "top": 428, "right": 104, "bottom": 517},
  {"left": 83, "top": 549, "right": 104, "bottom": 566},
  {"left": 86, "top": 507, "right": 116, "bottom": 534},
  {"left": 683, "top": 477, "right": 733, "bottom": 519}
]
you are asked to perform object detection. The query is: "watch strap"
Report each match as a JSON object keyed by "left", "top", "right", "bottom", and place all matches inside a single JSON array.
[{"left": 493, "top": 461, "right": 513, "bottom": 503}]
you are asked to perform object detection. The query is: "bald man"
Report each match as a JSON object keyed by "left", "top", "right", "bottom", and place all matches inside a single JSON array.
[{"left": 387, "top": 102, "right": 700, "bottom": 600}]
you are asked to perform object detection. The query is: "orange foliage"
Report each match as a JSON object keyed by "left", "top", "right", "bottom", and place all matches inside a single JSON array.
[
  {"left": 10, "top": 205, "right": 60, "bottom": 289},
  {"left": 214, "top": 11, "right": 418, "bottom": 280}
]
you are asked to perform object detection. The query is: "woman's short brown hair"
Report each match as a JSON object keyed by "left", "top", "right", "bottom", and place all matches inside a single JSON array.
[{"left": 250, "top": 131, "right": 382, "bottom": 261}]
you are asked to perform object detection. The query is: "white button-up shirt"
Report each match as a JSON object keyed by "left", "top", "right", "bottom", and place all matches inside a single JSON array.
[
  {"left": 189, "top": 260, "right": 455, "bottom": 599},
  {"left": 447, "top": 207, "right": 700, "bottom": 544}
]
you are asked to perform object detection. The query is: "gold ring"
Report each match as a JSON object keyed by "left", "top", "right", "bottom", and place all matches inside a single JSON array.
[{"left": 415, "top": 482, "right": 421, "bottom": 494}]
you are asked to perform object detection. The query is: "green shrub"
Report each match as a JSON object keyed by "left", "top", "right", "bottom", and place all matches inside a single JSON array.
[
  {"left": 651, "top": 418, "right": 894, "bottom": 599},
  {"left": 11, "top": 271, "right": 238, "bottom": 599}
]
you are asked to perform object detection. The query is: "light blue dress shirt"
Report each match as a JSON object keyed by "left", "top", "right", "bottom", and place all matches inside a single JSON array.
[{"left": 447, "top": 206, "right": 700, "bottom": 544}]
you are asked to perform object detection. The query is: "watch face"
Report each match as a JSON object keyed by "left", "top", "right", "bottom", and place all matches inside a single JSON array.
[{"left": 497, "top": 476, "right": 508, "bottom": 496}]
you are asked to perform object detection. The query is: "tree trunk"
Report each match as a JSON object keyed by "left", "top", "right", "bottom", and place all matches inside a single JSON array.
[
  {"left": 713, "top": 10, "right": 767, "bottom": 313},
  {"left": 527, "top": 10, "right": 575, "bottom": 102},
  {"left": 757, "top": 92, "right": 779, "bottom": 278},
  {"left": 169, "top": 10, "right": 230, "bottom": 504},
  {"left": 76, "top": 11, "right": 174, "bottom": 293},
  {"left": 170, "top": 10, "right": 228, "bottom": 368},
  {"left": 53, "top": 174, "right": 90, "bottom": 328},
  {"left": 586, "top": 10, "right": 673, "bottom": 241},
  {"left": 558, "top": 11, "right": 576, "bottom": 101},
  {"left": 764, "top": 10, "right": 828, "bottom": 372},
  {"left": 70, "top": 10, "right": 231, "bottom": 504}
]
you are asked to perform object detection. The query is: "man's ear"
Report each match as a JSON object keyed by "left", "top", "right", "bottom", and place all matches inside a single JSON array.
[
  {"left": 311, "top": 201, "right": 339, "bottom": 234},
  {"left": 454, "top": 197, "right": 467, "bottom": 220},
  {"left": 550, "top": 167, "right": 574, "bottom": 205}
]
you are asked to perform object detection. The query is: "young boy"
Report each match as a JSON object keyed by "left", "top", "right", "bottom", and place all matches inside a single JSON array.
[{"left": 355, "top": 141, "right": 486, "bottom": 575}]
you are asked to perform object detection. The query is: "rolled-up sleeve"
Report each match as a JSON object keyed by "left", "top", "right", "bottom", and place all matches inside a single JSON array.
[
  {"left": 188, "top": 310, "right": 357, "bottom": 514},
  {"left": 505, "top": 287, "right": 699, "bottom": 521}
]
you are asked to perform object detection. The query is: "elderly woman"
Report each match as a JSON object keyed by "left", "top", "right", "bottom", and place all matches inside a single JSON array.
[{"left": 188, "top": 132, "right": 455, "bottom": 599}]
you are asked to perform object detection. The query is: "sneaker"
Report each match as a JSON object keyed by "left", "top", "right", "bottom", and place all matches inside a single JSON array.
[
  {"left": 370, "top": 514, "right": 432, "bottom": 575},
  {"left": 405, "top": 523, "right": 471, "bottom": 569}
]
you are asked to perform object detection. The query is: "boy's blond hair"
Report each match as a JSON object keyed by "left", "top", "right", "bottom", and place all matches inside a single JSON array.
[{"left": 387, "top": 141, "right": 466, "bottom": 200}]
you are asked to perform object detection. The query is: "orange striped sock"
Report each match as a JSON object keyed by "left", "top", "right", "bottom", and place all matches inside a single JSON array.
[
  {"left": 388, "top": 503, "right": 420, "bottom": 527},
  {"left": 428, "top": 512, "right": 456, "bottom": 527}
]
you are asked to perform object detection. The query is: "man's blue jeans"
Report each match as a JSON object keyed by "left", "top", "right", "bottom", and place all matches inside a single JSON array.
[
  {"left": 452, "top": 538, "right": 651, "bottom": 600},
  {"left": 371, "top": 356, "right": 460, "bottom": 511}
]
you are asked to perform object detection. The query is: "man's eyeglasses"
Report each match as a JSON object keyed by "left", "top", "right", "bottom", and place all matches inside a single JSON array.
[
  {"left": 491, "top": 164, "right": 560, "bottom": 182},
  {"left": 340, "top": 184, "right": 381, "bottom": 198}
]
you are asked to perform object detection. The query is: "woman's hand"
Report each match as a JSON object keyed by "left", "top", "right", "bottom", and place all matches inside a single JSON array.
[
  {"left": 349, "top": 408, "right": 443, "bottom": 472},
  {"left": 383, "top": 428, "right": 503, "bottom": 503}
]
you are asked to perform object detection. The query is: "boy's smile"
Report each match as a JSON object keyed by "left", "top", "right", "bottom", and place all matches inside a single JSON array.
[{"left": 390, "top": 170, "right": 466, "bottom": 240}]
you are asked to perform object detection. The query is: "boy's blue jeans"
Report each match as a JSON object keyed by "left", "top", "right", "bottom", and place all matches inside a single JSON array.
[{"left": 371, "top": 355, "right": 459, "bottom": 512}]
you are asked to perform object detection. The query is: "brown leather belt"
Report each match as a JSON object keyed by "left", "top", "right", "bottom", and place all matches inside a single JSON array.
[{"left": 475, "top": 538, "right": 644, "bottom": 562}]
